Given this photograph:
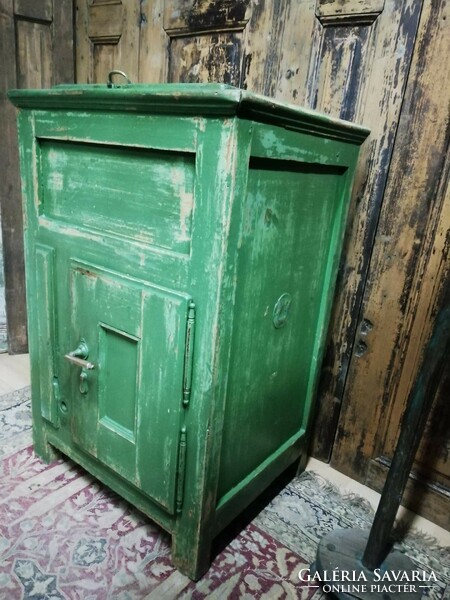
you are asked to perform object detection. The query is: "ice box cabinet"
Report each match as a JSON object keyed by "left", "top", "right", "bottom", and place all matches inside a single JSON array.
[{"left": 9, "top": 83, "right": 369, "bottom": 579}]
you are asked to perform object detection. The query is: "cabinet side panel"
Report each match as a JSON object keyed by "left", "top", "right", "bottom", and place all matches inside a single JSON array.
[{"left": 217, "top": 156, "right": 346, "bottom": 500}]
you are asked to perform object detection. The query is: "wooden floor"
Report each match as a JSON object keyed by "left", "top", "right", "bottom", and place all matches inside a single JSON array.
[
  {"left": 2, "top": 352, "right": 449, "bottom": 547},
  {"left": 0, "top": 352, "right": 30, "bottom": 394}
]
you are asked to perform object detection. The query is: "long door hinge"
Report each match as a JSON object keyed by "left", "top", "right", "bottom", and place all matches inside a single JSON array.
[
  {"left": 182, "top": 300, "right": 196, "bottom": 407},
  {"left": 176, "top": 426, "right": 187, "bottom": 513}
]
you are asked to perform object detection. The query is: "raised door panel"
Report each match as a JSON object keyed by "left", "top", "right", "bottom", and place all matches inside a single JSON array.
[
  {"left": 163, "top": 0, "right": 250, "bottom": 85},
  {"left": 162, "top": 1, "right": 295, "bottom": 94},
  {"left": 76, "top": 0, "right": 140, "bottom": 83},
  {"left": 217, "top": 153, "right": 349, "bottom": 501},
  {"left": 68, "top": 261, "right": 191, "bottom": 514},
  {"left": 39, "top": 139, "right": 196, "bottom": 255}
]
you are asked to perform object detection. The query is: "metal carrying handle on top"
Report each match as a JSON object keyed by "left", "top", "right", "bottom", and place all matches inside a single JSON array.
[{"left": 107, "top": 70, "right": 132, "bottom": 88}]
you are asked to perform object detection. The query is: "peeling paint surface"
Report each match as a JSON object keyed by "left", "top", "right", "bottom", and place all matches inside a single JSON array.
[
  {"left": 12, "top": 83, "right": 366, "bottom": 578},
  {"left": 40, "top": 139, "right": 195, "bottom": 254}
]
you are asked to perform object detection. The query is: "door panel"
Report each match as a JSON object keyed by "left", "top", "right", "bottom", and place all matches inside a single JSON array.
[
  {"left": 68, "top": 261, "right": 191, "bottom": 514},
  {"left": 330, "top": 0, "right": 450, "bottom": 528},
  {"left": 76, "top": 0, "right": 140, "bottom": 84},
  {"left": 16, "top": 19, "right": 52, "bottom": 88},
  {"left": 76, "top": 0, "right": 139, "bottom": 83},
  {"left": 305, "top": 0, "right": 423, "bottom": 459},
  {"left": 163, "top": 0, "right": 248, "bottom": 86},
  {"left": 39, "top": 139, "right": 195, "bottom": 255},
  {"left": 169, "top": 33, "right": 243, "bottom": 85},
  {"left": 0, "top": 0, "right": 74, "bottom": 352}
]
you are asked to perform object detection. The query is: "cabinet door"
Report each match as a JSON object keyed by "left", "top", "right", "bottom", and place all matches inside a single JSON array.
[{"left": 66, "top": 261, "right": 191, "bottom": 514}]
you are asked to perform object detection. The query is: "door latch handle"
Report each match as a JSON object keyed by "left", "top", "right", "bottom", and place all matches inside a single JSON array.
[
  {"left": 64, "top": 354, "right": 95, "bottom": 370},
  {"left": 65, "top": 340, "right": 95, "bottom": 394}
]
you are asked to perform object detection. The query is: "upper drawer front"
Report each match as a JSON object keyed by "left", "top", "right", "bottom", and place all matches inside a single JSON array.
[{"left": 39, "top": 139, "right": 195, "bottom": 255}]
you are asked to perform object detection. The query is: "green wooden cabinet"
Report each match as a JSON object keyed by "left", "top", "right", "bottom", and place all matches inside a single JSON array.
[{"left": 9, "top": 83, "right": 369, "bottom": 579}]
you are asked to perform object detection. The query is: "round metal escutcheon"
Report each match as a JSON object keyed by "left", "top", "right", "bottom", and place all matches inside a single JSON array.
[{"left": 273, "top": 293, "right": 292, "bottom": 328}]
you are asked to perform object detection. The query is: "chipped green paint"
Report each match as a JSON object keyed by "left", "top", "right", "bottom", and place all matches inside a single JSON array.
[{"left": 9, "top": 83, "right": 368, "bottom": 580}]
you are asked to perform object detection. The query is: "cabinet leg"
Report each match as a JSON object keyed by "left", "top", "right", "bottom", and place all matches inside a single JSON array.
[
  {"left": 171, "top": 532, "right": 212, "bottom": 581},
  {"left": 33, "top": 427, "right": 58, "bottom": 463},
  {"left": 295, "top": 447, "right": 308, "bottom": 476}
]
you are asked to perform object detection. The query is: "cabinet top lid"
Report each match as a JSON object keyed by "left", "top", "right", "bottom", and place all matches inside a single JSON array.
[{"left": 8, "top": 83, "right": 369, "bottom": 144}]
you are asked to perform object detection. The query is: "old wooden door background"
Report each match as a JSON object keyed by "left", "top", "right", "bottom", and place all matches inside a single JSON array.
[
  {"left": 0, "top": 0, "right": 75, "bottom": 353},
  {"left": 1, "top": 0, "right": 449, "bottom": 528}
]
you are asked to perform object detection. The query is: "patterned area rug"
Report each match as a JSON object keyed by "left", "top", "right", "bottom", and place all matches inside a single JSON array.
[{"left": 0, "top": 387, "right": 449, "bottom": 599}]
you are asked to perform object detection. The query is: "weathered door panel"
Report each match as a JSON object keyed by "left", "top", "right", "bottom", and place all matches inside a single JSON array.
[
  {"left": 68, "top": 261, "right": 191, "bottom": 514},
  {"left": 162, "top": 0, "right": 249, "bottom": 86},
  {"left": 330, "top": 0, "right": 450, "bottom": 528},
  {"left": 76, "top": 0, "right": 139, "bottom": 84},
  {"left": 304, "top": 0, "right": 424, "bottom": 460},
  {"left": 0, "top": 0, "right": 74, "bottom": 352}
]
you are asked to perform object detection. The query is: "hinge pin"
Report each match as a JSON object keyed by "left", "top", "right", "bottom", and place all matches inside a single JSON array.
[
  {"left": 176, "top": 426, "right": 187, "bottom": 513},
  {"left": 183, "top": 301, "right": 196, "bottom": 407}
]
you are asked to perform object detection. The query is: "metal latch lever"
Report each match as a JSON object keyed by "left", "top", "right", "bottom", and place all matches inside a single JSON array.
[
  {"left": 64, "top": 354, "right": 95, "bottom": 370},
  {"left": 65, "top": 340, "right": 95, "bottom": 394}
]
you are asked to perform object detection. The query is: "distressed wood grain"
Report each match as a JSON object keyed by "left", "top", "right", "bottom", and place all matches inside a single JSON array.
[
  {"left": 240, "top": 0, "right": 289, "bottom": 96},
  {"left": 0, "top": 0, "right": 74, "bottom": 353},
  {"left": 331, "top": 0, "right": 450, "bottom": 523},
  {"left": 310, "top": 0, "right": 423, "bottom": 461},
  {"left": 53, "top": 0, "right": 75, "bottom": 85},
  {"left": 16, "top": 20, "right": 52, "bottom": 88},
  {"left": 14, "top": 0, "right": 53, "bottom": 22},
  {"left": 164, "top": 0, "right": 249, "bottom": 85},
  {"left": 138, "top": 0, "right": 169, "bottom": 83},
  {"left": 163, "top": 0, "right": 250, "bottom": 35},
  {"left": 274, "top": 0, "right": 316, "bottom": 105},
  {"left": 169, "top": 32, "right": 243, "bottom": 85},
  {"left": 316, "top": 0, "right": 385, "bottom": 25},
  {"left": 76, "top": 0, "right": 139, "bottom": 83},
  {"left": 87, "top": 0, "right": 123, "bottom": 44}
]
